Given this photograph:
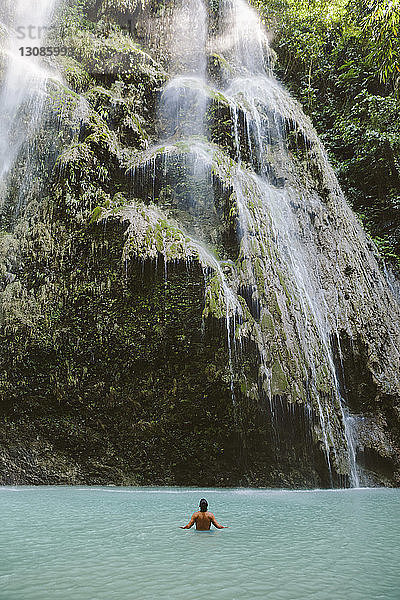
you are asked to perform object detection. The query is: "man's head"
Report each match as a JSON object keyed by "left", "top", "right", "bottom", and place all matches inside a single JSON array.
[{"left": 199, "top": 498, "right": 208, "bottom": 512}]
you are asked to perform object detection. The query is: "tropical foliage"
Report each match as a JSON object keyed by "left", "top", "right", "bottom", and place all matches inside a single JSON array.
[{"left": 257, "top": 0, "right": 400, "bottom": 265}]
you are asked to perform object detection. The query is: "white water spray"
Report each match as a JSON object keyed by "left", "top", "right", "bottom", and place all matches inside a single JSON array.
[
  {"left": 0, "top": 0, "right": 58, "bottom": 190},
  {"left": 80, "top": 0, "right": 400, "bottom": 485}
]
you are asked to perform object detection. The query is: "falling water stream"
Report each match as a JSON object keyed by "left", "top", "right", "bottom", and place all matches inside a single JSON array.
[
  {"left": 0, "top": 0, "right": 58, "bottom": 188},
  {"left": 130, "top": 0, "right": 367, "bottom": 485}
]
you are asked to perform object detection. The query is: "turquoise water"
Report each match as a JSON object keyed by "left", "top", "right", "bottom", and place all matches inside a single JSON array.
[{"left": 0, "top": 487, "right": 399, "bottom": 600}]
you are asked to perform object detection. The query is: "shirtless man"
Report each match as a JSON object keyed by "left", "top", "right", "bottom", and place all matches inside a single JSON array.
[{"left": 180, "top": 498, "right": 228, "bottom": 530}]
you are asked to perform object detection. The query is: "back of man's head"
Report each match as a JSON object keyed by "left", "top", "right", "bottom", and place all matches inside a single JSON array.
[{"left": 199, "top": 498, "right": 208, "bottom": 512}]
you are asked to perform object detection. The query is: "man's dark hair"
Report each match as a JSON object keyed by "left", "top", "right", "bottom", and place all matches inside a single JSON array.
[{"left": 199, "top": 498, "right": 208, "bottom": 512}]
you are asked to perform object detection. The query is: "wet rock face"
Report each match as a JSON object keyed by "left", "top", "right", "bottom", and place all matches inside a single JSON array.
[
  {"left": 333, "top": 332, "right": 400, "bottom": 485},
  {"left": 0, "top": 216, "right": 331, "bottom": 488},
  {"left": 0, "top": 0, "right": 399, "bottom": 487}
]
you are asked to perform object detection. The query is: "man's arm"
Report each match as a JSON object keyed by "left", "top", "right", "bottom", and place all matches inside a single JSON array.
[
  {"left": 180, "top": 512, "right": 198, "bottom": 529},
  {"left": 210, "top": 513, "right": 228, "bottom": 529}
]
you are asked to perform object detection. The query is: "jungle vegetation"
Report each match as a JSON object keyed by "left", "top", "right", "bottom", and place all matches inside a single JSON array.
[{"left": 257, "top": 0, "right": 400, "bottom": 266}]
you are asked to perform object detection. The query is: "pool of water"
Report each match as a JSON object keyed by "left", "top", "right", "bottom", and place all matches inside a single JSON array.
[{"left": 0, "top": 486, "right": 399, "bottom": 599}]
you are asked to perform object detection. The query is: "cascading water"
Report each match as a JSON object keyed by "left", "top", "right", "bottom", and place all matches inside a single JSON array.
[
  {"left": 156, "top": 0, "right": 240, "bottom": 405},
  {"left": 216, "top": 0, "right": 361, "bottom": 486},
  {"left": 0, "top": 0, "right": 88, "bottom": 345},
  {"left": 159, "top": 0, "right": 208, "bottom": 138},
  {"left": 0, "top": 0, "right": 87, "bottom": 229},
  {"left": 0, "top": 0, "right": 58, "bottom": 192},
  {"left": 127, "top": 0, "right": 400, "bottom": 487}
]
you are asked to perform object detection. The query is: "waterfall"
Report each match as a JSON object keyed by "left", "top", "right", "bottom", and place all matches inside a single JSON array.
[
  {"left": 0, "top": 0, "right": 58, "bottom": 190},
  {"left": 127, "top": 0, "right": 400, "bottom": 487},
  {"left": 216, "top": 0, "right": 361, "bottom": 486},
  {"left": 159, "top": 0, "right": 208, "bottom": 138},
  {"left": 156, "top": 0, "right": 240, "bottom": 404},
  {"left": 0, "top": 0, "right": 89, "bottom": 231}
]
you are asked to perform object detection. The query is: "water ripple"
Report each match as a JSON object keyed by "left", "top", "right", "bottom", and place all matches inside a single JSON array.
[{"left": 0, "top": 487, "right": 399, "bottom": 600}]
